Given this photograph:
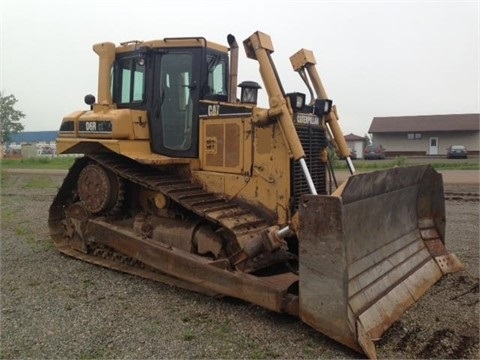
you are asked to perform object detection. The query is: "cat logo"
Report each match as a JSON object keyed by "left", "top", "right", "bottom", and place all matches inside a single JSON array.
[{"left": 207, "top": 104, "right": 220, "bottom": 116}]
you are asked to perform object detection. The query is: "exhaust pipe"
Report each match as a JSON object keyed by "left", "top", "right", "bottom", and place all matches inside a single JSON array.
[
  {"left": 93, "top": 42, "right": 115, "bottom": 106},
  {"left": 227, "top": 34, "right": 239, "bottom": 103}
]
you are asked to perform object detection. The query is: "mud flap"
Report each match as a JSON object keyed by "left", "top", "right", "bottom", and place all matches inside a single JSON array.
[{"left": 297, "top": 165, "right": 463, "bottom": 359}]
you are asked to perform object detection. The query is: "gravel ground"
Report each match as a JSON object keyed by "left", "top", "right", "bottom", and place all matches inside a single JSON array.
[{"left": 0, "top": 171, "right": 478, "bottom": 359}]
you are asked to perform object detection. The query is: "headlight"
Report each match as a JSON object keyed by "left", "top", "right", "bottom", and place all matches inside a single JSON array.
[
  {"left": 314, "top": 99, "right": 333, "bottom": 115},
  {"left": 287, "top": 92, "right": 306, "bottom": 110}
]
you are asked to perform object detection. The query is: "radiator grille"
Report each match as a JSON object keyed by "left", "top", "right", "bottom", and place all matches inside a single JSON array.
[{"left": 291, "top": 124, "right": 328, "bottom": 212}]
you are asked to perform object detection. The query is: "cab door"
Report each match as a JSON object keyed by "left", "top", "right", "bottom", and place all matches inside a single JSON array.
[{"left": 150, "top": 49, "right": 201, "bottom": 158}]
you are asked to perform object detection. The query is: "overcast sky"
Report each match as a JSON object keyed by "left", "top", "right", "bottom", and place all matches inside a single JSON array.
[{"left": 1, "top": 0, "right": 478, "bottom": 136}]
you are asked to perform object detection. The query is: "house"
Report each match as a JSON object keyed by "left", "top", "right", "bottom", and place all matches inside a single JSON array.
[
  {"left": 368, "top": 114, "right": 479, "bottom": 156},
  {"left": 344, "top": 133, "right": 366, "bottom": 159}
]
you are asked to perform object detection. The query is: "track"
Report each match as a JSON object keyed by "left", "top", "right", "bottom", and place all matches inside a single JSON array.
[
  {"left": 48, "top": 153, "right": 279, "bottom": 293},
  {"left": 87, "top": 153, "right": 273, "bottom": 245}
]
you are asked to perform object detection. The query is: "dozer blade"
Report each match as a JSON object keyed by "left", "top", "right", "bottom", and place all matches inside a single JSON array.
[{"left": 297, "top": 165, "right": 463, "bottom": 359}]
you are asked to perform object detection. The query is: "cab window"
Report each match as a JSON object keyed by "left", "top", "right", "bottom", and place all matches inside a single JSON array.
[
  {"left": 118, "top": 57, "right": 145, "bottom": 104},
  {"left": 206, "top": 54, "right": 227, "bottom": 97}
]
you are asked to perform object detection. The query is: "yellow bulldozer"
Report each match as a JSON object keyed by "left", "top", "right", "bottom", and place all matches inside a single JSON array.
[{"left": 49, "top": 31, "right": 463, "bottom": 358}]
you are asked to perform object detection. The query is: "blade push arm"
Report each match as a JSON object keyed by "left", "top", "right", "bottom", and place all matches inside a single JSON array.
[
  {"left": 243, "top": 31, "right": 318, "bottom": 195},
  {"left": 290, "top": 49, "right": 356, "bottom": 174},
  {"left": 243, "top": 32, "right": 305, "bottom": 161}
]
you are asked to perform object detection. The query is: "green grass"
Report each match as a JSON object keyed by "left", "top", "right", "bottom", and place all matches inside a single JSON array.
[
  {"left": 14, "top": 224, "right": 36, "bottom": 245},
  {"left": 82, "top": 279, "right": 95, "bottom": 289},
  {"left": 79, "top": 347, "right": 113, "bottom": 360},
  {"left": 1, "top": 208, "right": 15, "bottom": 221},
  {"left": 429, "top": 162, "right": 479, "bottom": 170},
  {"left": 183, "top": 331, "right": 195, "bottom": 341},
  {"left": 0, "top": 170, "right": 12, "bottom": 187},
  {"left": 1, "top": 154, "right": 477, "bottom": 172},
  {"left": 0, "top": 157, "right": 76, "bottom": 169},
  {"left": 22, "top": 176, "right": 57, "bottom": 189},
  {"left": 15, "top": 226, "right": 30, "bottom": 237},
  {"left": 334, "top": 157, "right": 479, "bottom": 171}
]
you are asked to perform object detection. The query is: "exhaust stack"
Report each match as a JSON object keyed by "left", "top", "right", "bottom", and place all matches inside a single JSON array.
[
  {"left": 93, "top": 42, "right": 115, "bottom": 106},
  {"left": 227, "top": 34, "right": 239, "bottom": 103}
]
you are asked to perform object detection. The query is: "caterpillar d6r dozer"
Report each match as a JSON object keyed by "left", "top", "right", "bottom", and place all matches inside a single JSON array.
[{"left": 49, "top": 31, "right": 463, "bottom": 358}]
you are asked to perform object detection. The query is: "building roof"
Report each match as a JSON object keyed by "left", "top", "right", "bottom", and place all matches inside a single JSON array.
[
  {"left": 368, "top": 113, "right": 480, "bottom": 133},
  {"left": 344, "top": 133, "right": 365, "bottom": 141},
  {"left": 9, "top": 131, "right": 58, "bottom": 143}
]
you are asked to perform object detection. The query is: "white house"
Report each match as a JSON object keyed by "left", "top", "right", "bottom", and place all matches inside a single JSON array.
[{"left": 368, "top": 113, "right": 479, "bottom": 156}]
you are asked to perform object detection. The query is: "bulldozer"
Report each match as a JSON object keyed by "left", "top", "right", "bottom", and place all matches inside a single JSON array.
[{"left": 49, "top": 31, "right": 463, "bottom": 358}]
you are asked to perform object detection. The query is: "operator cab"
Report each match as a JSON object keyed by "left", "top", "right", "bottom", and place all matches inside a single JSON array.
[{"left": 110, "top": 38, "right": 229, "bottom": 158}]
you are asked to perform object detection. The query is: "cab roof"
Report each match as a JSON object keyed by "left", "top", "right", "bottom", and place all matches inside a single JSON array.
[{"left": 114, "top": 37, "right": 229, "bottom": 54}]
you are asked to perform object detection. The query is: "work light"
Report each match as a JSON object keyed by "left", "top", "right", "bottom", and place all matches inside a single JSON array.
[{"left": 238, "top": 81, "right": 261, "bottom": 104}]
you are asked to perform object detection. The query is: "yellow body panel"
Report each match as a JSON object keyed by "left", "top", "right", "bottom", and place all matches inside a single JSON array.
[
  {"left": 57, "top": 138, "right": 191, "bottom": 166},
  {"left": 199, "top": 117, "right": 250, "bottom": 175},
  {"left": 195, "top": 118, "right": 291, "bottom": 225},
  {"left": 58, "top": 108, "right": 149, "bottom": 140}
]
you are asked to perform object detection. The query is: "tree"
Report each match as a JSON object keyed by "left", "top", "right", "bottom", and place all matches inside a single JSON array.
[{"left": 0, "top": 92, "right": 25, "bottom": 144}]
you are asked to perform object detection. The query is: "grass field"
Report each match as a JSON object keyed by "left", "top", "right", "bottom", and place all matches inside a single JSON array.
[
  {"left": 0, "top": 155, "right": 478, "bottom": 171},
  {"left": 0, "top": 157, "right": 77, "bottom": 170},
  {"left": 338, "top": 156, "right": 479, "bottom": 171}
]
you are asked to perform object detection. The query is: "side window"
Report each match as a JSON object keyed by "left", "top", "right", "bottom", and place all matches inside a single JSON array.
[
  {"left": 206, "top": 54, "right": 226, "bottom": 96},
  {"left": 160, "top": 53, "right": 193, "bottom": 150},
  {"left": 118, "top": 57, "right": 145, "bottom": 104}
]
